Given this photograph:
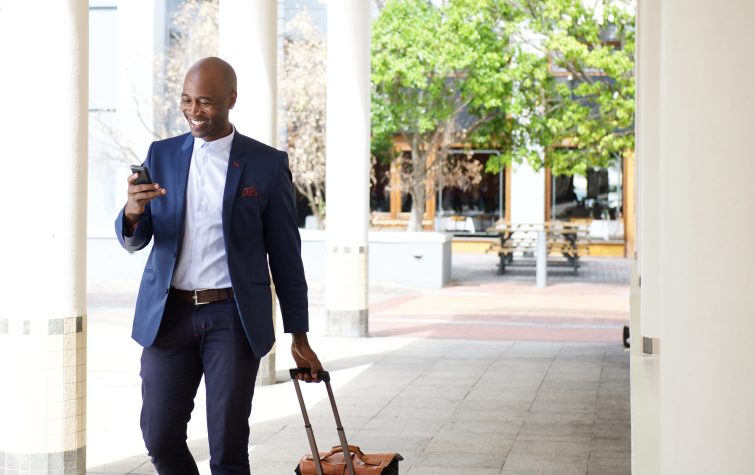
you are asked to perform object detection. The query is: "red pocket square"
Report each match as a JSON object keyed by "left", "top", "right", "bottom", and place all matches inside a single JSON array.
[{"left": 241, "top": 186, "right": 258, "bottom": 197}]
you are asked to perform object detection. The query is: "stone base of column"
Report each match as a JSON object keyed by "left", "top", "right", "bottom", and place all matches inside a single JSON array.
[
  {"left": 0, "top": 447, "right": 86, "bottom": 474},
  {"left": 326, "top": 309, "right": 368, "bottom": 337},
  {"left": 256, "top": 351, "right": 276, "bottom": 386},
  {"left": 1, "top": 315, "right": 87, "bottom": 475},
  {"left": 325, "top": 245, "right": 368, "bottom": 337}
]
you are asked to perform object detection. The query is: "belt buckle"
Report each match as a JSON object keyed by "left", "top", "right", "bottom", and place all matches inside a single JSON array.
[{"left": 193, "top": 288, "right": 210, "bottom": 306}]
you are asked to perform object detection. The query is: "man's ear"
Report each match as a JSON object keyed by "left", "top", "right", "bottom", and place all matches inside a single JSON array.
[{"left": 229, "top": 90, "right": 238, "bottom": 109}]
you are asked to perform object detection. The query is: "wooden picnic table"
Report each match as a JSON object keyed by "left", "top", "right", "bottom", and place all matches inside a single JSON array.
[{"left": 485, "top": 222, "right": 591, "bottom": 274}]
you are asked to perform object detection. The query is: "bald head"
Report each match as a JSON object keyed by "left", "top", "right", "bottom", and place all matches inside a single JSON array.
[
  {"left": 181, "top": 57, "right": 238, "bottom": 142},
  {"left": 186, "top": 56, "right": 237, "bottom": 96}
]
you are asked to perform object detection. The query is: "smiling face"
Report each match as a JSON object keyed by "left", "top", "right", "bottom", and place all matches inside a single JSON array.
[{"left": 180, "top": 59, "right": 237, "bottom": 142}]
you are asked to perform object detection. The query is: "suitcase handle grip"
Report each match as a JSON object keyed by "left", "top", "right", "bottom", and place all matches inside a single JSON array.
[{"left": 289, "top": 367, "right": 330, "bottom": 382}]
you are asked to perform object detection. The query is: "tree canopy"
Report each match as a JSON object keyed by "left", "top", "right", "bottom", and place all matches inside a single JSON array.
[
  {"left": 372, "top": 0, "right": 541, "bottom": 230},
  {"left": 524, "top": 0, "right": 635, "bottom": 176},
  {"left": 371, "top": 0, "right": 635, "bottom": 229}
]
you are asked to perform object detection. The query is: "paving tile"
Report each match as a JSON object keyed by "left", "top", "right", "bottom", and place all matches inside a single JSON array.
[
  {"left": 373, "top": 406, "right": 453, "bottom": 422},
  {"left": 457, "top": 399, "right": 532, "bottom": 413},
  {"left": 518, "top": 420, "right": 595, "bottom": 438},
  {"left": 411, "top": 373, "right": 484, "bottom": 387},
  {"left": 529, "top": 399, "right": 597, "bottom": 415},
  {"left": 397, "top": 384, "right": 471, "bottom": 401},
  {"left": 590, "top": 436, "right": 630, "bottom": 453},
  {"left": 425, "top": 429, "right": 515, "bottom": 455},
  {"left": 453, "top": 405, "right": 531, "bottom": 422},
  {"left": 127, "top": 461, "right": 157, "bottom": 474},
  {"left": 502, "top": 452, "right": 588, "bottom": 472},
  {"left": 441, "top": 419, "right": 524, "bottom": 437},
  {"left": 500, "top": 469, "right": 586, "bottom": 475},
  {"left": 535, "top": 389, "right": 598, "bottom": 402},
  {"left": 362, "top": 416, "right": 446, "bottom": 436},
  {"left": 412, "top": 451, "right": 507, "bottom": 470},
  {"left": 538, "top": 380, "right": 599, "bottom": 392},
  {"left": 587, "top": 454, "right": 630, "bottom": 474},
  {"left": 406, "top": 467, "right": 500, "bottom": 475},
  {"left": 464, "top": 388, "right": 537, "bottom": 403},
  {"left": 511, "top": 437, "right": 591, "bottom": 456}
]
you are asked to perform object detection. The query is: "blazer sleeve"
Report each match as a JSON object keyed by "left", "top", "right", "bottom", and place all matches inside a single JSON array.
[
  {"left": 263, "top": 151, "right": 309, "bottom": 334},
  {"left": 114, "top": 143, "right": 155, "bottom": 251}
]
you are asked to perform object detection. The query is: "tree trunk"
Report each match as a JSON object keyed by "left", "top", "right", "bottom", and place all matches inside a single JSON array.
[
  {"left": 300, "top": 184, "right": 325, "bottom": 229},
  {"left": 407, "top": 188, "right": 425, "bottom": 231},
  {"left": 407, "top": 138, "right": 427, "bottom": 232}
]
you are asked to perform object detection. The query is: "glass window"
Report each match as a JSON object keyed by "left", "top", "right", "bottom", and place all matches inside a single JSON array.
[{"left": 551, "top": 161, "right": 624, "bottom": 240}]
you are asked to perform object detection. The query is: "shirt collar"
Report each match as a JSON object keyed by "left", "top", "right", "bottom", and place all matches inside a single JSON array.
[{"left": 193, "top": 125, "right": 235, "bottom": 154}]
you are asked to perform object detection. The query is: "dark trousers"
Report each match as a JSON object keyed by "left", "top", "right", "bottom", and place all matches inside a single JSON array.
[{"left": 140, "top": 298, "right": 260, "bottom": 475}]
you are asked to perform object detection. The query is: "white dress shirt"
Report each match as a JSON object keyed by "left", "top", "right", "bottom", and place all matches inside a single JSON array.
[{"left": 171, "top": 129, "right": 235, "bottom": 290}]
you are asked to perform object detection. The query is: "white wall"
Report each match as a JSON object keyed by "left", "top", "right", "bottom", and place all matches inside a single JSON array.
[
  {"left": 635, "top": 1, "right": 755, "bottom": 473},
  {"left": 300, "top": 231, "right": 451, "bottom": 288}
]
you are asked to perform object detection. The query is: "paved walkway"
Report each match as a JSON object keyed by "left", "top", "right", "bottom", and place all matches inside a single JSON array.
[{"left": 86, "top": 255, "right": 630, "bottom": 474}]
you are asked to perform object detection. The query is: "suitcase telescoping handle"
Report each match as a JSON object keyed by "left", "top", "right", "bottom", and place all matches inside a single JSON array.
[{"left": 290, "top": 368, "right": 357, "bottom": 475}]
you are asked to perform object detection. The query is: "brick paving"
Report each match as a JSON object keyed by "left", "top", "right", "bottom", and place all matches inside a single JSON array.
[{"left": 366, "top": 254, "right": 630, "bottom": 343}]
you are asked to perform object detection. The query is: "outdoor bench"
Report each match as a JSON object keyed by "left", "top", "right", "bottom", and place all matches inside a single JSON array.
[{"left": 486, "top": 222, "right": 590, "bottom": 274}]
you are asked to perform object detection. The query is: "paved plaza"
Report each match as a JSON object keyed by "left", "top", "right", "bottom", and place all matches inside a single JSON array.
[{"left": 86, "top": 254, "right": 630, "bottom": 474}]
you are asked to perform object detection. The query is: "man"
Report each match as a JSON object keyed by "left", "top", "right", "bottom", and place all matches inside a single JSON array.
[{"left": 115, "top": 57, "right": 323, "bottom": 475}]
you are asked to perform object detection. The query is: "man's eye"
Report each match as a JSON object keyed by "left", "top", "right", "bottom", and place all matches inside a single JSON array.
[{"left": 181, "top": 98, "right": 191, "bottom": 104}]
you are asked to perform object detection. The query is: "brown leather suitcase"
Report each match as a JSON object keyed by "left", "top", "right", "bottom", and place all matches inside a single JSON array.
[{"left": 290, "top": 368, "right": 403, "bottom": 475}]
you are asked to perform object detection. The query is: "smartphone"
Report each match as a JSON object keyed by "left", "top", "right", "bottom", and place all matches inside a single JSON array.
[{"left": 130, "top": 165, "right": 153, "bottom": 185}]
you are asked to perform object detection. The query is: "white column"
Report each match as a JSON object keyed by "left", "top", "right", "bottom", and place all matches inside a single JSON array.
[
  {"left": 219, "top": 0, "right": 277, "bottom": 146},
  {"left": 509, "top": 163, "right": 545, "bottom": 224},
  {"left": 325, "top": 0, "right": 371, "bottom": 336},
  {"left": 219, "top": 0, "right": 279, "bottom": 384},
  {"left": 116, "top": 0, "right": 165, "bottom": 154},
  {"left": 636, "top": 0, "right": 662, "bottom": 343},
  {"left": 631, "top": 0, "right": 662, "bottom": 472},
  {"left": 0, "top": 1, "right": 88, "bottom": 473},
  {"left": 635, "top": 1, "right": 755, "bottom": 473}
]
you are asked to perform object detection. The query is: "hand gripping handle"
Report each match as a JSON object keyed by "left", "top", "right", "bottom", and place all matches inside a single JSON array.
[{"left": 289, "top": 367, "right": 330, "bottom": 382}]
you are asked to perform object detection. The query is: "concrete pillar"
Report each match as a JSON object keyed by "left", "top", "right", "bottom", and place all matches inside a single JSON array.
[
  {"left": 219, "top": 0, "right": 279, "bottom": 384},
  {"left": 219, "top": 0, "right": 277, "bottom": 146},
  {"left": 636, "top": 0, "right": 662, "bottom": 344},
  {"left": 635, "top": 0, "right": 755, "bottom": 472},
  {"left": 631, "top": 0, "right": 662, "bottom": 472},
  {"left": 0, "top": 1, "right": 89, "bottom": 474},
  {"left": 325, "top": 0, "right": 371, "bottom": 337},
  {"left": 509, "top": 162, "right": 545, "bottom": 224}
]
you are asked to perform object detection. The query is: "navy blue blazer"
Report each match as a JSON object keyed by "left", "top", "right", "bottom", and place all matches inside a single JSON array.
[{"left": 115, "top": 131, "right": 309, "bottom": 358}]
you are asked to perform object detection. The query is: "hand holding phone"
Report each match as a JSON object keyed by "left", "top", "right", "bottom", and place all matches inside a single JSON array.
[
  {"left": 130, "top": 165, "right": 153, "bottom": 185},
  {"left": 124, "top": 165, "right": 166, "bottom": 227}
]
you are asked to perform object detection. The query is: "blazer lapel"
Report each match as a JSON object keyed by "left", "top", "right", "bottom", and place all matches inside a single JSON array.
[
  {"left": 223, "top": 135, "right": 246, "bottom": 238},
  {"left": 175, "top": 134, "right": 194, "bottom": 248}
]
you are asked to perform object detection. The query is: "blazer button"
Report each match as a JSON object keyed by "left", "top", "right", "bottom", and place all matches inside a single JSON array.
[{"left": 165, "top": 288, "right": 169, "bottom": 294}]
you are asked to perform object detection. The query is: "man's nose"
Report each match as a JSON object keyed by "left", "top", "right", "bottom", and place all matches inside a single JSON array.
[{"left": 188, "top": 101, "right": 200, "bottom": 116}]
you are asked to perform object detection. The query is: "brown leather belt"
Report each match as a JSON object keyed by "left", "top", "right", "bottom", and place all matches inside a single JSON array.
[{"left": 170, "top": 287, "right": 234, "bottom": 306}]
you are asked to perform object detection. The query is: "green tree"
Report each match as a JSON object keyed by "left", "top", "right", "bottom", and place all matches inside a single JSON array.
[
  {"left": 372, "top": 0, "right": 543, "bottom": 231},
  {"left": 523, "top": 0, "right": 636, "bottom": 176}
]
